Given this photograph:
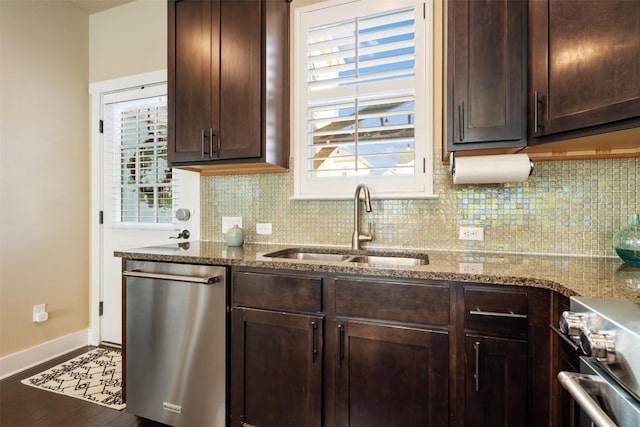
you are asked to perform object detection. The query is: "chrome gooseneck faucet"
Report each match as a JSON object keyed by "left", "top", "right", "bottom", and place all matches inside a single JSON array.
[{"left": 352, "top": 184, "right": 373, "bottom": 250}]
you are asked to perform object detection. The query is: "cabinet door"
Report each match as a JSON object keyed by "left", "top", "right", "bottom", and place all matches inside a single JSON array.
[
  {"left": 218, "top": 0, "right": 262, "bottom": 160},
  {"left": 447, "top": 0, "right": 527, "bottom": 151},
  {"left": 335, "top": 321, "right": 449, "bottom": 427},
  {"left": 231, "top": 308, "right": 322, "bottom": 427},
  {"left": 169, "top": 0, "right": 262, "bottom": 164},
  {"left": 168, "top": 0, "right": 219, "bottom": 163},
  {"left": 465, "top": 334, "right": 527, "bottom": 427},
  {"left": 530, "top": 0, "right": 640, "bottom": 138}
]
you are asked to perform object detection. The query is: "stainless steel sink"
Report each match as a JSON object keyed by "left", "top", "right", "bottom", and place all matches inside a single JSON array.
[
  {"left": 263, "top": 248, "right": 428, "bottom": 266},
  {"left": 269, "top": 251, "right": 354, "bottom": 262},
  {"left": 348, "top": 255, "right": 428, "bottom": 266}
]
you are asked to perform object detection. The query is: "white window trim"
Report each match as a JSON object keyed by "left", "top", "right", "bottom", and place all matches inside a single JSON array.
[{"left": 292, "top": 0, "right": 436, "bottom": 200}]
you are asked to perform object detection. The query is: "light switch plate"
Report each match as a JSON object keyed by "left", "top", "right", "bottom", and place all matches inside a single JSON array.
[{"left": 256, "top": 223, "right": 272, "bottom": 235}]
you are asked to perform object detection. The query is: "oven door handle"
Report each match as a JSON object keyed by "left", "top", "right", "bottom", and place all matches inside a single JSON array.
[{"left": 558, "top": 371, "right": 617, "bottom": 427}]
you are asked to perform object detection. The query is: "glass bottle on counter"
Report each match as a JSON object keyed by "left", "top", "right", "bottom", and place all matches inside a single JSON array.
[{"left": 614, "top": 213, "right": 640, "bottom": 266}]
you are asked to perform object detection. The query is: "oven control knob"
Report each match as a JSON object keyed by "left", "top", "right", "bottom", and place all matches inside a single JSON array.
[
  {"left": 579, "top": 329, "right": 616, "bottom": 364},
  {"left": 559, "top": 311, "right": 587, "bottom": 337}
]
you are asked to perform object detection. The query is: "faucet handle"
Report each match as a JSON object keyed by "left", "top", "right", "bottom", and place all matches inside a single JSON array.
[{"left": 359, "top": 222, "right": 373, "bottom": 243}]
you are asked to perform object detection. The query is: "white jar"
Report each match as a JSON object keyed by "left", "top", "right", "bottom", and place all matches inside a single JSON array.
[{"left": 226, "top": 225, "right": 245, "bottom": 247}]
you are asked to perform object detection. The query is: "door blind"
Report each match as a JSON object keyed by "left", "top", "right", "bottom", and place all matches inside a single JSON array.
[{"left": 103, "top": 92, "right": 174, "bottom": 225}]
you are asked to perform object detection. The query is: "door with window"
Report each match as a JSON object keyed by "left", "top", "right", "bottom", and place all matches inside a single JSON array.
[{"left": 100, "top": 83, "right": 199, "bottom": 345}]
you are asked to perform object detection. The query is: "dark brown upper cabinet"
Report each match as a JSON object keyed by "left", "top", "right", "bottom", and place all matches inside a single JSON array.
[
  {"left": 446, "top": 0, "right": 528, "bottom": 154},
  {"left": 529, "top": 0, "right": 640, "bottom": 142},
  {"left": 168, "top": 0, "right": 290, "bottom": 175}
]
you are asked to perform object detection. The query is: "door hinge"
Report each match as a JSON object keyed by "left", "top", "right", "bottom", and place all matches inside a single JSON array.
[
  {"left": 99, "top": 210, "right": 104, "bottom": 225},
  {"left": 99, "top": 301, "right": 104, "bottom": 316},
  {"left": 423, "top": 158, "right": 426, "bottom": 173},
  {"left": 423, "top": 2, "right": 426, "bottom": 19},
  {"left": 99, "top": 119, "right": 104, "bottom": 134}
]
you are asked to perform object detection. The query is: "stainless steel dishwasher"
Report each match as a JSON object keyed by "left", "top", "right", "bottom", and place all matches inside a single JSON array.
[{"left": 123, "top": 260, "right": 227, "bottom": 426}]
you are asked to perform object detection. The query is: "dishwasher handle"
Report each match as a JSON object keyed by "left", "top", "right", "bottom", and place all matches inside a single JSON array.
[{"left": 123, "top": 270, "right": 221, "bottom": 285}]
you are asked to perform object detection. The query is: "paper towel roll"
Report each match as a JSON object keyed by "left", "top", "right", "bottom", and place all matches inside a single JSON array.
[{"left": 452, "top": 154, "right": 533, "bottom": 185}]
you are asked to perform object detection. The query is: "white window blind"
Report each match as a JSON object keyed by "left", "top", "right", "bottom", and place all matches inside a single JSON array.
[
  {"left": 295, "top": 0, "right": 433, "bottom": 199},
  {"left": 103, "top": 85, "right": 176, "bottom": 225}
]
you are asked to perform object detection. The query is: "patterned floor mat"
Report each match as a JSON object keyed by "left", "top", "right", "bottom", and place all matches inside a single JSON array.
[{"left": 21, "top": 347, "right": 125, "bottom": 410}]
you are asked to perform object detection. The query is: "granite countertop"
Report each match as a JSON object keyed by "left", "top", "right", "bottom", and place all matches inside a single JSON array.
[{"left": 114, "top": 241, "right": 640, "bottom": 303}]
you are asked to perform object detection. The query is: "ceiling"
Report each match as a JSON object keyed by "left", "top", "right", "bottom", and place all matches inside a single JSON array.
[{"left": 68, "top": 0, "right": 135, "bottom": 15}]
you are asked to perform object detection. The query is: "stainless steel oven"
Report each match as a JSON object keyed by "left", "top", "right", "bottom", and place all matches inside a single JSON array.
[{"left": 559, "top": 297, "right": 640, "bottom": 427}]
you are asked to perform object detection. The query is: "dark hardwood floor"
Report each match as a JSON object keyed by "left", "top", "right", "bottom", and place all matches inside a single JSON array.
[{"left": 0, "top": 346, "right": 166, "bottom": 427}]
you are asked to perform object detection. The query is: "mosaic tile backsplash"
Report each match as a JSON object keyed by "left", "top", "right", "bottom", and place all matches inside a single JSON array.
[{"left": 201, "top": 156, "right": 639, "bottom": 257}]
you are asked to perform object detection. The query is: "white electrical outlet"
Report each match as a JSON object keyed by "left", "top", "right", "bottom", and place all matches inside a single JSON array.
[
  {"left": 256, "top": 223, "right": 272, "bottom": 235},
  {"left": 459, "top": 226, "right": 484, "bottom": 241},
  {"left": 459, "top": 262, "right": 484, "bottom": 275},
  {"left": 221, "top": 217, "right": 242, "bottom": 233},
  {"left": 33, "top": 304, "right": 48, "bottom": 323}
]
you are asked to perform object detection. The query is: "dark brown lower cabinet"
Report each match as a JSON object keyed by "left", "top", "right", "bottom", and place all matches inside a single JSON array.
[
  {"left": 230, "top": 269, "right": 562, "bottom": 427},
  {"left": 335, "top": 321, "right": 449, "bottom": 427},
  {"left": 231, "top": 308, "right": 323, "bottom": 427},
  {"left": 464, "top": 334, "right": 527, "bottom": 426}
]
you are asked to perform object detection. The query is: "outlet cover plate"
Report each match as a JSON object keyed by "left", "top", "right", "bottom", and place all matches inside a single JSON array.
[
  {"left": 222, "top": 217, "right": 242, "bottom": 233},
  {"left": 33, "top": 304, "right": 46, "bottom": 322},
  {"left": 459, "top": 226, "right": 484, "bottom": 241}
]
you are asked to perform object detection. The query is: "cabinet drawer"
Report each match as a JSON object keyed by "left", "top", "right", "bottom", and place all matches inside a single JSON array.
[
  {"left": 464, "top": 287, "right": 528, "bottom": 337},
  {"left": 335, "top": 278, "right": 449, "bottom": 326},
  {"left": 233, "top": 271, "right": 322, "bottom": 313}
]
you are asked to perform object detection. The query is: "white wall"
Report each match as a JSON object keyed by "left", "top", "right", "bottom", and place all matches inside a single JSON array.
[
  {"left": 0, "top": 0, "right": 90, "bottom": 356},
  {"left": 90, "top": 0, "right": 167, "bottom": 83}
]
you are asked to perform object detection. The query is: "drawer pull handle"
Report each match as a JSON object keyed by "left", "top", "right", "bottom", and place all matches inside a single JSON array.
[{"left": 469, "top": 309, "right": 527, "bottom": 319}]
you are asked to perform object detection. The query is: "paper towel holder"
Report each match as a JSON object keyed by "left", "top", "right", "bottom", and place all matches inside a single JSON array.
[{"left": 448, "top": 152, "right": 535, "bottom": 178}]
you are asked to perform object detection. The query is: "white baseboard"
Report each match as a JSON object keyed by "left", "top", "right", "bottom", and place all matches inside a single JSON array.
[{"left": 0, "top": 329, "right": 89, "bottom": 380}]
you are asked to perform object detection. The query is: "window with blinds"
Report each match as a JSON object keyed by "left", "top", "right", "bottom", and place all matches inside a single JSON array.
[
  {"left": 103, "top": 90, "right": 173, "bottom": 224},
  {"left": 294, "top": 0, "right": 433, "bottom": 199}
]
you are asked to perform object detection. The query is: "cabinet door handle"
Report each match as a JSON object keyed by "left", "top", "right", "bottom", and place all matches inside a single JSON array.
[
  {"left": 201, "top": 129, "right": 206, "bottom": 158},
  {"left": 209, "top": 128, "right": 215, "bottom": 158},
  {"left": 458, "top": 101, "right": 465, "bottom": 141},
  {"left": 474, "top": 341, "right": 480, "bottom": 392},
  {"left": 534, "top": 91, "right": 541, "bottom": 134},
  {"left": 469, "top": 309, "right": 527, "bottom": 319},
  {"left": 338, "top": 324, "right": 345, "bottom": 367},
  {"left": 310, "top": 321, "right": 318, "bottom": 363}
]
